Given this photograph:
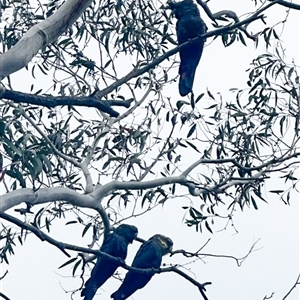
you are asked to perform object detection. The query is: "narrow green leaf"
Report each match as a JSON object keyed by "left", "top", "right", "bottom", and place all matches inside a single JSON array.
[
  {"left": 58, "top": 257, "right": 77, "bottom": 269},
  {"left": 82, "top": 223, "right": 92, "bottom": 237}
]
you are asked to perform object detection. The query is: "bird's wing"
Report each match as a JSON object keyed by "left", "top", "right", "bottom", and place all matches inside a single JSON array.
[
  {"left": 101, "top": 232, "right": 128, "bottom": 259},
  {"left": 131, "top": 240, "right": 162, "bottom": 268},
  {"left": 81, "top": 233, "right": 128, "bottom": 299}
]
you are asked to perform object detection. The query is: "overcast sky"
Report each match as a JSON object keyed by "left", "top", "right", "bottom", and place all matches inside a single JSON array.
[{"left": 1, "top": 1, "right": 300, "bottom": 300}]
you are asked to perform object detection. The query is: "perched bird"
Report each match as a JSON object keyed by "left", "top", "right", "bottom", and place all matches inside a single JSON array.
[
  {"left": 111, "top": 234, "right": 173, "bottom": 300},
  {"left": 81, "top": 224, "right": 138, "bottom": 300},
  {"left": 168, "top": 0, "right": 207, "bottom": 96}
]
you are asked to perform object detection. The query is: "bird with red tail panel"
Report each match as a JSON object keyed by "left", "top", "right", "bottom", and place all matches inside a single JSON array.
[{"left": 168, "top": 0, "right": 207, "bottom": 96}]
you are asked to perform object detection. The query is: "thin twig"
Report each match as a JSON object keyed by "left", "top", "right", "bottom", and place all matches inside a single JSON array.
[{"left": 282, "top": 273, "right": 300, "bottom": 300}]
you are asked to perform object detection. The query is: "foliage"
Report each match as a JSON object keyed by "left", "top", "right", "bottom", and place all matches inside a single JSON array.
[{"left": 0, "top": 0, "right": 300, "bottom": 299}]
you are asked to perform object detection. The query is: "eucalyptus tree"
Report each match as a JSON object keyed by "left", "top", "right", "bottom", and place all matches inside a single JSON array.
[{"left": 1, "top": 1, "right": 299, "bottom": 299}]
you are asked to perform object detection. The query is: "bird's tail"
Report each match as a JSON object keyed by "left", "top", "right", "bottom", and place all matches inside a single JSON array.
[
  {"left": 179, "top": 69, "right": 196, "bottom": 97},
  {"left": 81, "top": 282, "right": 96, "bottom": 300},
  {"left": 111, "top": 291, "right": 121, "bottom": 300}
]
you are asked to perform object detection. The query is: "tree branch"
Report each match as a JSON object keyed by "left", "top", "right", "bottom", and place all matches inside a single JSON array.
[
  {"left": 172, "top": 239, "right": 261, "bottom": 267},
  {"left": 0, "top": 292, "right": 10, "bottom": 300},
  {"left": 170, "top": 268, "right": 211, "bottom": 300},
  {"left": 270, "top": 0, "right": 300, "bottom": 10},
  {"left": 0, "top": 0, "right": 94, "bottom": 80},
  {"left": 0, "top": 187, "right": 94, "bottom": 212},
  {"left": 0, "top": 210, "right": 210, "bottom": 299},
  {"left": 1, "top": 0, "right": 265, "bottom": 106},
  {"left": 113, "top": 82, "right": 153, "bottom": 123},
  {"left": 1, "top": 89, "right": 128, "bottom": 117},
  {"left": 195, "top": 0, "right": 239, "bottom": 23},
  {"left": 0, "top": 211, "right": 71, "bottom": 257},
  {"left": 282, "top": 273, "right": 300, "bottom": 300},
  {"left": 2, "top": 150, "right": 299, "bottom": 212},
  {"left": 0, "top": 187, "right": 112, "bottom": 233}
]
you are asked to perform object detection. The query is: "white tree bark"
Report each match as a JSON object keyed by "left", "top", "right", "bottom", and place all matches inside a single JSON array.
[
  {"left": 0, "top": 187, "right": 96, "bottom": 212},
  {"left": 0, "top": 0, "right": 93, "bottom": 81}
]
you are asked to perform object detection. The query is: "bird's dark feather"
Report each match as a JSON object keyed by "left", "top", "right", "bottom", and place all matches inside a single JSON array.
[
  {"left": 81, "top": 224, "right": 138, "bottom": 300},
  {"left": 169, "top": 0, "right": 207, "bottom": 96},
  {"left": 111, "top": 234, "right": 173, "bottom": 300}
]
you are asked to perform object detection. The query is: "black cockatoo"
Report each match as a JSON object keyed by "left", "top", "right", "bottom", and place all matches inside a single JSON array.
[
  {"left": 111, "top": 234, "right": 173, "bottom": 300},
  {"left": 81, "top": 224, "right": 138, "bottom": 300},
  {"left": 168, "top": 0, "right": 207, "bottom": 96}
]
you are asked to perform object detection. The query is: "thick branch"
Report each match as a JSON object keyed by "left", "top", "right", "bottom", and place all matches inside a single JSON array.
[
  {"left": 0, "top": 187, "right": 109, "bottom": 231},
  {"left": 0, "top": 292, "right": 10, "bottom": 300},
  {"left": 271, "top": 0, "right": 300, "bottom": 10},
  {"left": 94, "top": 175, "right": 186, "bottom": 200},
  {"left": 0, "top": 187, "right": 94, "bottom": 212},
  {"left": 2, "top": 151, "right": 299, "bottom": 212},
  {"left": 0, "top": 0, "right": 93, "bottom": 80},
  {"left": 1, "top": 89, "right": 130, "bottom": 117}
]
